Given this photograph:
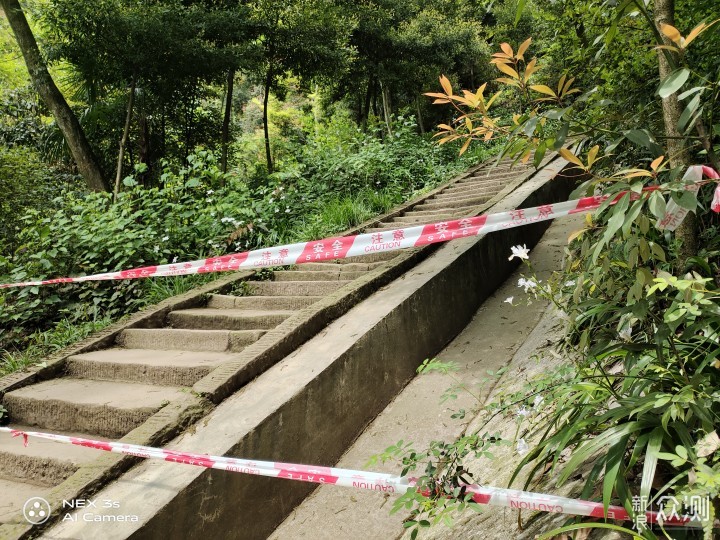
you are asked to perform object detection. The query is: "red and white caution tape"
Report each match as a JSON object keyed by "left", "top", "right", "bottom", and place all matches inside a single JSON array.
[
  {"left": 0, "top": 427, "right": 701, "bottom": 528},
  {"left": 657, "top": 165, "right": 720, "bottom": 231},
  {"left": 1, "top": 166, "right": 718, "bottom": 290}
]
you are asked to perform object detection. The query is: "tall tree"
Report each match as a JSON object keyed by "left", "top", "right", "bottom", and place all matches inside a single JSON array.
[
  {"left": 249, "top": 0, "right": 352, "bottom": 173},
  {"left": 1, "top": 0, "right": 110, "bottom": 191}
]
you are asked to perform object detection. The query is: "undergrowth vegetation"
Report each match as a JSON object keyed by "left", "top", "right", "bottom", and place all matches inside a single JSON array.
[{"left": 0, "top": 115, "right": 495, "bottom": 374}]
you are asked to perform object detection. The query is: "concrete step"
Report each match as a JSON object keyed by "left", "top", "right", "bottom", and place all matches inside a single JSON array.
[
  {"left": 340, "top": 251, "right": 398, "bottom": 264},
  {"left": 207, "top": 294, "right": 322, "bottom": 311},
  {"left": 3, "top": 379, "right": 185, "bottom": 438},
  {"left": 457, "top": 171, "right": 526, "bottom": 184},
  {"left": 272, "top": 270, "right": 366, "bottom": 282},
  {"left": 66, "top": 349, "right": 235, "bottom": 386},
  {"left": 0, "top": 477, "right": 51, "bottom": 525},
  {"left": 430, "top": 189, "right": 498, "bottom": 203},
  {"left": 168, "top": 308, "right": 294, "bottom": 331},
  {"left": 299, "top": 262, "right": 382, "bottom": 272},
  {"left": 117, "top": 328, "right": 264, "bottom": 352},
  {"left": 390, "top": 213, "right": 454, "bottom": 224},
  {"left": 415, "top": 195, "right": 491, "bottom": 212},
  {"left": 247, "top": 280, "right": 353, "bottom": 296},
  {"left": 0, "top": 424, "right": 107, "bottom": 486},
  {"left": 403, "top": 207, "right": 473, "bottom": 217}
]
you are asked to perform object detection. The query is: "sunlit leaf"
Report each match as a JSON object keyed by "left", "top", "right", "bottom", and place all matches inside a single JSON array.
[
  {"left": 495, "top": 62, "right": 520, "bottom": 79},
  {"left": 500, "top": 42, "right": 514, "bottom": 57},
  {"left": 530, "top": 84, "right": 556, "bottom": 97},
  {"left": 517, "top": 37, "right": 532, "bottom": 59},
  {"left": 439, "top": 75, "right": 452, "bottom": 96},
  {"left": 559, "top": 148, "right": 584, "bottom": 168},
  {"left": 657, "top": 68, "right": 690, "bottom": 98},
  {"left": 660, "top": 23, "right": 682, "bottom": 45}
]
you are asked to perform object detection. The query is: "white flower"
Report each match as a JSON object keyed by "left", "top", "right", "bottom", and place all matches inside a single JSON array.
[
  {"left": 206, "top": 189, "right": 214, "bottom": 195},
  {"left": 516, "top": 439, "right": 529, "bottom": 455},
  {"left": 161, "top": 235, "right": 169, "bottom": 242},
  {"left": 508, "top": 244, "right": 530, "bottom": 261},
  {"left": 564, "top": 280, "right": 576, "bottom": 287},
  {"left": 518, "top": 277, "right": 538, "bottom": 293},
  {"left": 172, "top": 256, "right": 178, "bottom": 263},
  {"left": 285, "top": 208, "right": 290, "bottom": 213},
  {"left": 517, "top": 407, "right": 530, "bottom": 418},
  {"left": 153, "top": 245, "right": 159, "bottom": 253},
  {"left": 533, "top": 395, "right": 544, "bottom": 409},
  {"left": 504, "top": 296, "right": 514, "bottom": 305}
]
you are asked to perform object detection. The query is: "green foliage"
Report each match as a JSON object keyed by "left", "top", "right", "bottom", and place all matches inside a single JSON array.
[
  {"left": 0, "top": 118, "right": 486, "bottom": 363},
  {"left": 0, "top": 146, "right": 75, "bottom": 254}
]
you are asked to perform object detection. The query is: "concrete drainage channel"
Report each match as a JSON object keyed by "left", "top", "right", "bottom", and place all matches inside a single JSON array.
[{"left": 0, "top": 156, "right": 573, "bottom": 539}]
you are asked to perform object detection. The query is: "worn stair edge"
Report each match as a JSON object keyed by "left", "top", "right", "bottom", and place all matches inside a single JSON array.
[
  {"left": 116, "top": 328, "right": 265, "bottom": 352},
  {"left": 0, "top": 391, "right": 211, "bottom": 538},
  {"left": 41, "top": 158, "right": 575, "bottom": 540},
  {"left": 4, "top": 379, "right": 188, "bottom": 438},
  {"left": 207, "top": 294, "right": 322, "bottom": 310},
  {"left": 0, "top": 270, "right": 255, "bottom": 400},
  {"left": 66, "top": 349, "right": 235, "bottom": 386}
]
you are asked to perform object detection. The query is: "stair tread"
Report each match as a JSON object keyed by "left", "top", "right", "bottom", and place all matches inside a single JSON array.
[
  {"left": 0, "top": 477, "right": 52, "bottom": 524},
  {"left": 69, "top": 348, "right": 235, "bottom": 366},
  {"left": 171, "top": 308, "right": 295, "bottom": 317},
  {"left": 0, "top": 424, "right": 108, "bottom": 464},
  {"left": 5, "top": 378, "right": 184, "bottom": 408}
]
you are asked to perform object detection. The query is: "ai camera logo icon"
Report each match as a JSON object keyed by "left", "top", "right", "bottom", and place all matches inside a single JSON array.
[{"left": 23, "top": 497, "right": 51, "bottom": 525}]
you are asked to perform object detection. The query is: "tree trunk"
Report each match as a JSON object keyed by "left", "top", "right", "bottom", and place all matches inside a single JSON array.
[
  {"left": 416, "top": 97, "right": 425, "bottom": 135},
  {"left": 113, "top": 79, "right": 135, "bottom": 201},
  {"left": 1, "top": 0, "right": 110, "bottom": 192},
  {"left": 263, "top": 63, "right": 274, "bottom": 174},
  {"left": 379, "top": 79, "right": 393, "bottom": 138},
  {"left": 654, "top": 0, "right": 697, "bottom": 262},
  {"left": 361, "top": 74, "right": 374, "bottom": 132},
  {"left": 221, "top": 69, "right": 234, "bottom": 175}
]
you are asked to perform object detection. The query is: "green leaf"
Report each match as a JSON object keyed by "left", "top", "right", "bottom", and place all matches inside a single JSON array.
[
  {"left": 640, "top": 428, "right": 663, "bottom": 503},
  {"left": 657, "top": 68, "right": 690, "bottom": 98},
  {"left": 514, "top": 0, "right": 527, "bottom": 25},
  {"left": 624, "top": 129, "right": 664, "bottom": 157},
  {"left": 678, "top": 95, "right": 701, "bottom": 132}
]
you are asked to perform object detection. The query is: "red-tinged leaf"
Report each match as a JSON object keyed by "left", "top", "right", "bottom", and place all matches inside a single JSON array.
[
  {"left": 439, "top": 75, "right": 452, "bottom": 96},
  {"left": 496, "top": 77, "right": 520, "bottom": 87},
  {"left": 517, "top": 37, "right": 532, "bottom": 60},
  {"left": 650, "top": 156, "right": 665, "bottom": 171},
  {"left": 495, "top": 62, "right": 520, "bottom": 79},
  {"left": 557, "top": 74, "right": 566, "bottom": 96},
  {"left": 562, "top": 77, "right": 576, "bottom": 95},
  {"left": 684, "top": 19, "right": 719, "bottom": 47},
  {"left": 486, "top": 90, "right": 502, "bottom": 108},
  {"left": 524, "top": 58, "right": 538, "bottom": 82},
  {"left": 660, "top": 23, "right": 682, "bottom": 45},
  {"left": 521, "top": 149, "right": 532, "bottom": 164},
  {"left": 564, "top": 88, "right": 581, "bottom": 95},
  {"left": 655, "top": 44, "right": 681, "bottom": 53},
  {"left": 491, "top": 52, "right": 512, "bottom": 59},
  {"left": 424, "top": 92, "right": 449, "bottom": 99},
  {"left": 530, "top": 84, "right": 556, "bottom": 97},
  {"left": 559, "top": 147, "right": 585, "bottom": 168},
  {"left": 437, "top": 124, "right": 453, "bottom": 131},
  {"left": 459, "top": 138, "right": 472, "bottom": 155},
  {"left": 432, "top": 99, "right": 450, "bottom": 104},
  {"left": 484, "top": 131, "right": 493, "bottom": 141},
  {"left": 624, "top": 170, "right": 654, "bottom": 178},
  {"left": 587, "top": 145, "right": 600, "bottom": 167},
  {"left": 500, "top": 42, "right": 514, "bottom": 56}
]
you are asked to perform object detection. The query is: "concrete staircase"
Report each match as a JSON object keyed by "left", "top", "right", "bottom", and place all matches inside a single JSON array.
[{"left": 0, "top": 159, "right": 534, "bottom": 533}]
